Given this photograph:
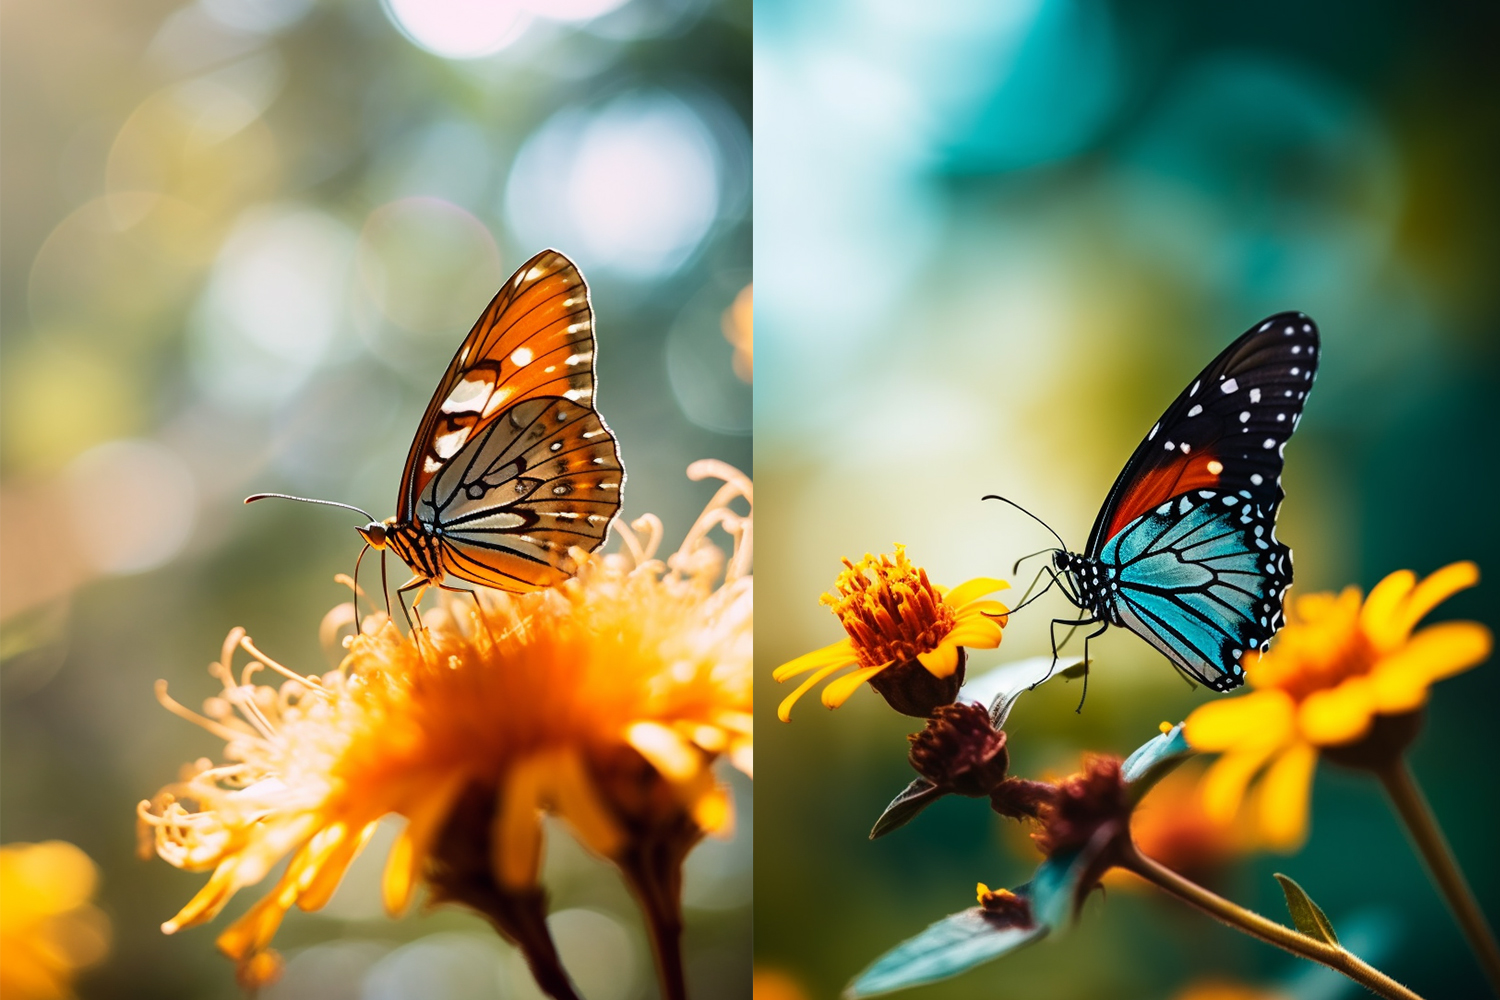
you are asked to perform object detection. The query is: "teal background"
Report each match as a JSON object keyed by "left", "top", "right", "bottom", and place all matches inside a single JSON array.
[{"left": 755, "top": 1, "right": 1500, "bottom": 998}]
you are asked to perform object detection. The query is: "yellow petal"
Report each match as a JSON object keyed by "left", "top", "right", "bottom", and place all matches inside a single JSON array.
[
  {"left": 1200, "top": 742, "right": 1280, "bottom": 824},
  {"left": 820, "top": 663, "right": 890, "bottom": 709},
  {"left": 916, "top": 641, "right": 961, "bottom": 678},
  {"left": 163, "top": 861, "right": 240, "bottom": 933},
  {"left": 1370, "top": 621, "right": 1491, "bottom": 713},
  {"left": 626, "top": 721, "right": 701, "bottom": 782},
  {"left": 692, "top": 782, "right": 733, "bottom": 836},
  {"left": 1359, "top": 569, "right": 1414, "bottom": 650},
  {"left": 1395, "top": 562, "right": 1480, "bottom": 640},
  {"left": 1256, "top": 742, "right": 1318, "bottom": 851},
  {"left": 773, "top": 639, "right": 857, "bottom": 682},
  {"left": 494, "top": 755, "right": 548, "bottom": 891},
  {"left": 1184, "top": 690, "right": 1295, "bottom": 752},
  {"left": 946, "top": 616, "right": 1004, "bottom": 650},
  {"left": 957, "top": 600, "right": 1011, "bottom": 619},
  {"left": 944, "top": 577, "right": 1010, "bottom": 611},
  {"left": 1298, "top": 677, "right": 1376, "bottom": 746},
  {"left": 381, "top": 770, "right": 468, "bottom": 916},
  {"left": 215, "top": 890, "right": 293, "bottom": 962},
  {"left": 548, "top": 749, "right": 623, "bottom": 860},
  {"left": 297, "top": 821, "right": 378, "bottom": 912},
  {"left": 777, "top": 659, "right": 862, "bottom": 722}
]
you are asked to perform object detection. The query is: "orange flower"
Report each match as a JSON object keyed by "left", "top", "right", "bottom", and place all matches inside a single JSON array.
[
  {"left": 138, "top": 462, "right": 752, "bottom": 989},
  {"left": 1185, "top": 563, "right": 1490, "bottom": 850},
  {"left": 0, "top": 841, "right": 110, "bottom": 1000},
  {"left": 773, "top": 545, "right": 1008, "bottom": 720}
]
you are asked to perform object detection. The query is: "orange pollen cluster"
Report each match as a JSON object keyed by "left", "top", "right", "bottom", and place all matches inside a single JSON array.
[{"left": 820, "top": 549, "right": 955, "bottom": 668}]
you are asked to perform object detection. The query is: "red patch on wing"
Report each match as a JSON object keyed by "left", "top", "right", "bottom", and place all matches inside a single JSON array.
[{"left": 1104, "top": 452, "right": 1222, "bottom": 543}]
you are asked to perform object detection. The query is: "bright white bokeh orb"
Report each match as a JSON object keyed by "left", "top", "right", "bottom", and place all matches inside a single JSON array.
[
  {"left": 505, "top": 91, "right": 721, "bottom": 280},
  {"left": 380, "top": 0, "right": 529, "bottom": 60},
  {"left": 520, "top": 0, "right": 630, "bottom": 23},
  {"left": 189, "top": 205, "right": 357, "bottom": 408}
]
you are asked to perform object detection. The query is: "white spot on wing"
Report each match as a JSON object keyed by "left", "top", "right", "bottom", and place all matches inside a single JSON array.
[
  {"left": 1263, "top": 438, "right": 1276, "bottom": 449},
  {"left": 1221, "top": 378, "right": 1239, "bottom": 394},
  {"left": 510, "top": 347, "right": 534, "bottom": 367},
  {"left": 1188, "top": 404, "right": 1203, "bottom": 417},
  {"left": 1249, "top": 388, "right": 1261, "bottom": 403}
]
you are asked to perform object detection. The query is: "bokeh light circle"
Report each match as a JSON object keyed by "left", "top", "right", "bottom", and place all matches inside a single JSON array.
[
  {"left": 189, "top": 205, "right": 358, "bottom": 409},
  {"left": 356, "top": 196, "right": 503, "bottom": 343},
  {"left": 65, "top": 439, "right": 197, "bottom": 575},
  {"left": 380, "top": 0, "right": 529, "bottom": 60},
  {"left": 505, "top": 91, "right": 722, "bottom": 279}
]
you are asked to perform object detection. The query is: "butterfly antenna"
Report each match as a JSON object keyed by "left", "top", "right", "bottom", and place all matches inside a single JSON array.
[
  {"left": 981, "top": 494, "right": 1069, "bottom": 552},
  {"left": 245, "top": 493, "right": 378, "bottom": 523},
  {"left": 1000, "top": 565, "right": 1061, "bottom": 616},
  {"left": 1011, "top": 547, "right": 1054, "bottom": 575}
]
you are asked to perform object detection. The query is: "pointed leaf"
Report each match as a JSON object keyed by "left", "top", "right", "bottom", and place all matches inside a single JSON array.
[
  {"left": 956, "top": 655, "right": 1085, "bottom": 730},
  {"left": 844, "top": 901, "right": 1046, "bottom": 997},
  {"left": 1028, "top": 849, "right": 1089, "bottom": 931},
  {"left": 869, "top": 779, "right": 948, "bottom": 840},
  {"left": 1274, "top": 873, "right": 1340, "bottom": 946},
  {"left": 1121, "top": 722, "right": 1195, "bottom": 803}
]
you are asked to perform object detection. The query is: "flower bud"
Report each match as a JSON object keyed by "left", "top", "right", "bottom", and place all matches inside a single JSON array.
[
  {"left": 907, "top": 701, "right": 1006, "bottom": 794},
  {"left": 871, "top": 648, "right": 968, "bottom": 717}
]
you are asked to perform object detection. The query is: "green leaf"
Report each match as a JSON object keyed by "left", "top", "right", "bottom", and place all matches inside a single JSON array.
[
  {"left": 869, "top": 779, "right": 948, "bottom": 840},
  {"left": 844, "top": 900, "right": 1047, "bottom": 997},
  {"left": 1028, "top": 849, "right": 1090, "bottom": 930},
  {"left": 1273, "top": 873, "right": 1340, "bottom": 946},
  {"left": 1121, "top": 722, "right": 1195, "bottom": 803}
]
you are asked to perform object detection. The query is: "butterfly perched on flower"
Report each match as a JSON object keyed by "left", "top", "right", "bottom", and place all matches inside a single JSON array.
[
  {"left": 249, "top": 249, "right": 624, "bottom": 620},
  {"left": 996, "top": 313, "right": 1318, "bottom": 691}
]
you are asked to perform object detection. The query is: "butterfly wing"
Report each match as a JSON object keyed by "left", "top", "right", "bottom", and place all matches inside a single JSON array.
[
  {"left": 1084, "top": 312, "right": 1319, "bottom": 557},
  {"left": 1100, "top": 490, "right": 1290, "bottom": 690},
  {"left": 397, "top": 249, "right": 623, "bottom": 590},
  {"left": 414, "top": 396, "right": 621, "bottom": 590}
]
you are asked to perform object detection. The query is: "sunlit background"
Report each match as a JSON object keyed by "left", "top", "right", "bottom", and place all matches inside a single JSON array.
[
  {"left": 755, "top": 1, "right": 1499, "bottom": 998},
  {"left": 0, "top": 0, "right": 749, "bottom": 996}
]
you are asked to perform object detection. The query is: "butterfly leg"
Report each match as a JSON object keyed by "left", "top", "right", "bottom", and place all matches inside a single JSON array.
[
  {"left": 1039, "top": 616, "right": 1095, "bottom": 689},
  {"left": 434, "top": 581, "right": 493, "bottom": 640},
  {"left": 1074, "top": 620, "right": 1110, "bottom": 713},
  {"left": 395, "top": 577, "right": 429, "bottom": 634}
]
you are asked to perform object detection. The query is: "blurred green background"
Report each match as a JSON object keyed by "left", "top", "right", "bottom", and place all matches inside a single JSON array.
[
  {"left": 754, "top": 1, "right": 1499, "bottom": 998},
  {"left": 0, "top": 0, "right": 749, "bottom": 996}
]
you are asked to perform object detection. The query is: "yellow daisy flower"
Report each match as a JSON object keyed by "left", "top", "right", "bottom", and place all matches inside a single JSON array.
[
  {"left": 0, "top": 841, "right": 110, "bottom": 1000},
  {"left": 1185, "top": 562, "right": 1490, "bottom": 850},
  {"left": 773, "top": 545, "right": 1008, "bottom": 720},
  {"left": 138, "top": 461, "right": 752, "bottom": 993}
]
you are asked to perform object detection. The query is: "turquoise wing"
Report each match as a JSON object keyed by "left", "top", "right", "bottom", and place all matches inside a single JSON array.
[{"left": 1097, "top": 489, "right": 1291, "bottom": 691}]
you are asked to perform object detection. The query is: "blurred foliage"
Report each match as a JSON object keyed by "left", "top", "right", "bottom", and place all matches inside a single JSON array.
[
  {"left": 1, "top": 0, "right": 749, "bottom": 997},
  {"left": 755, "top": 1, "right": 1500, "bottom": 998}
]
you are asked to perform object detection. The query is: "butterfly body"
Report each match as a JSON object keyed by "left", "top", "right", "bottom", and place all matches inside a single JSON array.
[
  {"left": 1034, "top": 312, "right": 1318, "bottom": 691},
  {"left": 253, "top": 249, "right": 623, "bottom": 620}
]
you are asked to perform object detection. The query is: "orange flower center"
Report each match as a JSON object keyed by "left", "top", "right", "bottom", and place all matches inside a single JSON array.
[
  {"left": 820, "top": 546, "right": 955, "bottom": 668},
  {"left": 1246, "top": 591, "right": 1379, "bottom": 701}
]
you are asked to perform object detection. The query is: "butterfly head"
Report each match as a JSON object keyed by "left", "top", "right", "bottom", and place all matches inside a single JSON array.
[{"left": 356, "top": 517, "right": 397, "bottom": 550}]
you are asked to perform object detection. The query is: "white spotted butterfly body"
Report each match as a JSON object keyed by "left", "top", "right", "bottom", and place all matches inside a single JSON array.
[{"left": 1045, "top": 312, "right": 1318, "bottom": 691}]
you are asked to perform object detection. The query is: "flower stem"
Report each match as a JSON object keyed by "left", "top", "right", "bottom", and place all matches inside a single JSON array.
[
  {"left": 1376, "top": 757, "right": 1500, "bottom": 995},
  {"left": 1120, "top": 843, "right": 1423, "bottom": 1000}
]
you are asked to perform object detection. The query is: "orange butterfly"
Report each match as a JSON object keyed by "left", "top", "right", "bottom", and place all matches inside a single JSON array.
[{"left": 249, "top": 249, "right": 624, "bottom": 622}]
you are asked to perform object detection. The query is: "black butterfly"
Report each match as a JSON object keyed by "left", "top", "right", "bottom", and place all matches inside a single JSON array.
[{"left": 998, "top": 313, "right": 1319, "bottom": 691}]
